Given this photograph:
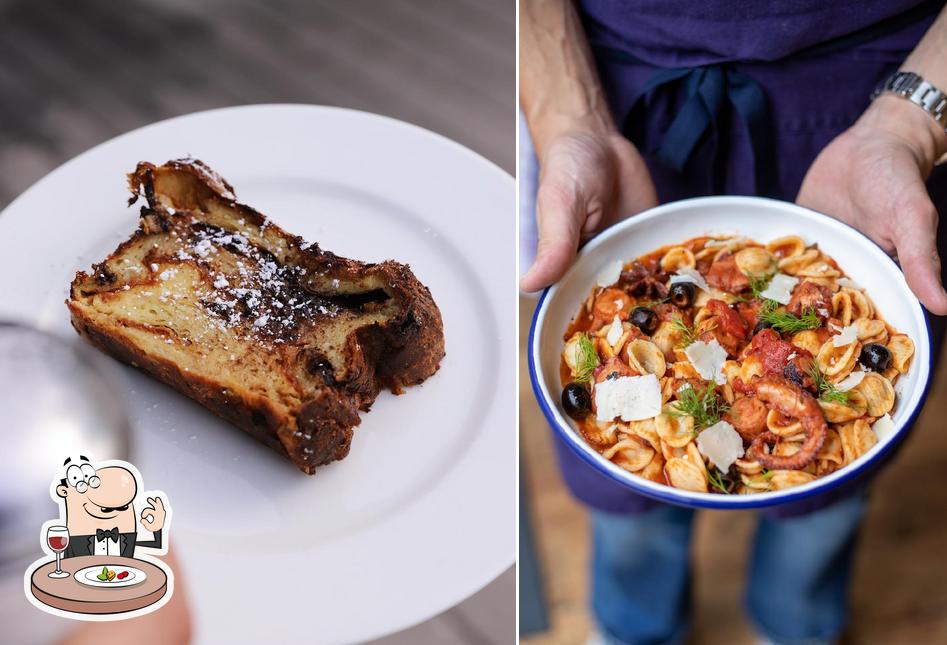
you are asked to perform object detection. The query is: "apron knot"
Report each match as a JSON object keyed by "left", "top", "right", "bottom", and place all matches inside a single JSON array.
[{"left": 618, "top": 57, "right": 778, "bottom": 197}]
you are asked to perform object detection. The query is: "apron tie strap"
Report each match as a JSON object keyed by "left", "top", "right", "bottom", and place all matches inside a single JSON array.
[{"left": 606, "top": 51, "right": 779, "bottom": 197}]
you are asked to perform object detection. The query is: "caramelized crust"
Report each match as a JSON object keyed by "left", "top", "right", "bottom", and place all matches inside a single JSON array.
[{"left": 67, "top": 159, "right": 444, "bottom": 474}]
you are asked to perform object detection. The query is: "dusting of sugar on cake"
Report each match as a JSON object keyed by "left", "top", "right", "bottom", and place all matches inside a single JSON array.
[{"left": 146, "top": 220, "right": 344, "bottom": 344}]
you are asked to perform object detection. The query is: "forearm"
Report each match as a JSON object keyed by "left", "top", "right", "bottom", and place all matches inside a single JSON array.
[
  {"left": 520, "top": 0, "right": 615, "bottom": 158},
  {"left": 903, "top": 6, "right": 947, "bottom": 94},
  {"left": 862, "top": 7, "right": 947, "bottom": 167}
]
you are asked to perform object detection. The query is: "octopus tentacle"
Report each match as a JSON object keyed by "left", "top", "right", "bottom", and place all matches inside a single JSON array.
[{"left": 745, "top": 376, "right": 827, "bottom": 470}]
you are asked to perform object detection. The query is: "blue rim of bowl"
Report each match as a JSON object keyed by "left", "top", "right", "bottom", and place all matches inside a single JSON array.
[{"left": 527, "top": 196, "right": 935, "bottom": 509}]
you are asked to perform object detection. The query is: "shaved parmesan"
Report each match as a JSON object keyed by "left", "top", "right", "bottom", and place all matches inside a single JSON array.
[
  {"left": 696, "top": 420, "right": 745, "bottom": 472},
  {"left": 835, "top": 370, "right": 866, "bottom": 392},
  {"left": 830, "top": 323, "right": 858, "bottom": 347},
  {"left": 594, "top": 374, "right": 662, "bottom": 422},
  {"left": 596, "top": 260, "right": 624, "bottom": 287},
  {"left": 684, "top": 339, "right": 728, "bottom": 382},
  {"left": 606, "top": 316, "right": 623, "bottom": 347},
  {"left": 837, "top": 277, "right": 860, "bottom": 289},
  {"left": 871, "top": 413, "right": 895, "bottom": 440},
  {"left": 759, "top": 273, "right": 799, "bottom": 305},
  {"left": 670, "top": 267, "right": 710, "bottom": 293}
]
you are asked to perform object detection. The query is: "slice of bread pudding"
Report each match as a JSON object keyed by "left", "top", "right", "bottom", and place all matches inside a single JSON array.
[{"left": 68, "top": 159, "right": 444, "bottom": 474}]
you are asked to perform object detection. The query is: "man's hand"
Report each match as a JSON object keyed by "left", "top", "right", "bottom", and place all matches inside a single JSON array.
[
  {"left": 520, "top": 0, "right": 659, "bottom": 292},
  {"left": 140, "top": 496, "right": 167, "bottom": 533},
  {"left": 798, "top": 95, "right": 947, "bottom": 315},
  {"left": 520, "top": 131, "right": 658, "bottom": 291}
]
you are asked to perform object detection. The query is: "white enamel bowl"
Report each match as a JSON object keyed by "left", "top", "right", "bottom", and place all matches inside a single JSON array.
[{"left": 528, "top": 196, "right": 933, "bottom": 509}]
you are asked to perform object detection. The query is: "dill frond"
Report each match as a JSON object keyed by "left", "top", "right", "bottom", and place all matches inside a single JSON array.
[{"left": 574, "top": 333, "right": 600, "bottom": 383}]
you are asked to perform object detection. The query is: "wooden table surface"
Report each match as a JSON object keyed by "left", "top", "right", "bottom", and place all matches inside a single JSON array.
[{"left": 30, "top": 555, "right": 168, "bottom": 616}]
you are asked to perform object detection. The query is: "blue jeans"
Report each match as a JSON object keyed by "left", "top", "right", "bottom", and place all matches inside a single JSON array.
[{"left": 592, "top": 493, "right": 867, "bottom": 645}]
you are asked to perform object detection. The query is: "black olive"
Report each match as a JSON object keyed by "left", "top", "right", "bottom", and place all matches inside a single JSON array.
[
  {"left": 783, "top": 361, "right": 805, "bottom": 387},
  {"left": 859, "top": 343, "right": 891, "bottom": 372},
  {"left": 630, "top": 306, "right": 659, "bottom": 335},
  {"left": 669, "top": 282, "right": 696, "bottom": 308},
  {"left": 561, "top": 382, "right": 592, "bottom": 420},
  {"left": 753, "top": 319, "right": 774, "bottom": 335}
]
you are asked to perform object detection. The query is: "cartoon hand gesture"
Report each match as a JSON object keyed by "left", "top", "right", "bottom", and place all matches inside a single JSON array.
[{"left": 140, "top": 496, "right": 167, "bottom": 533}]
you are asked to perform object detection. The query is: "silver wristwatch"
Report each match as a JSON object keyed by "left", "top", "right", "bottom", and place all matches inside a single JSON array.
[{"left": 873, "top": 71, "right": 947, "bottom": 133}]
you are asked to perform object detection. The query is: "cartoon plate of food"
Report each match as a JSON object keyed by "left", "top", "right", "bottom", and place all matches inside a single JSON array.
[{"left": 75, "top": 564, "right": 148, "bottom": 588}]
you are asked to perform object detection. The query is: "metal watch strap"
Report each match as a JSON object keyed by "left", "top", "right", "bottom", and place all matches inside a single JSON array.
[{"left": 873, "top": 71, "right": 947, "bottom": 134}]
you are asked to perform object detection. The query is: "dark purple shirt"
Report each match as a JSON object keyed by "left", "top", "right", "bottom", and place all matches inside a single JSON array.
[
  {"left": 549, "top": 2, "right": 941, "bottom": 516},
  {"left": 579, "top": 0, "right": 932, "bottom": 65}
]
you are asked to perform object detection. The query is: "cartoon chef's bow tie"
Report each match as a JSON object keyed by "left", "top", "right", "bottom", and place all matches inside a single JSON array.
[{"left": 95, "top": 527, "right": 119, "bottom": 543}]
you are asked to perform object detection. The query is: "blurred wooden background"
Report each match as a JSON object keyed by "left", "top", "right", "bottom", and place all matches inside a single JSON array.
[
  {"left": 521, "top": 297, "right": 947, "bottom": 644},
  {"left": 0, "top": 0, "right": 513, "bottom": 204},
  {"left": 0, "top": 0, "right": 513, "bottom": 643}
]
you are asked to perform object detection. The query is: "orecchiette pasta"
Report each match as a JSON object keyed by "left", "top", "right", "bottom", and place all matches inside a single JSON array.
[
  {"left": 766, "top": 409, "right": 802, "bottom": 437},
  {"left": 603, "top": 436, "right": 655, "bottom": 472},
  {"left": 854, "top": 318, "right": 887, "bottom": 344},
  {"left": 769, "top": 470, "right": 817, "bottom": 490},
  {"left": 796, "top": 260, "right": 840, "bottom": 279},
  {"left": 735, "top": 247, "right": 776, "bottom": 277},
  {"left": 665, "top": 457, "right": 707, "bottom": 492},
  {"left": 791, "top": 330, "right": 823, "bottom": 356},
  {"left": 846, "top": 288, "right": 874, "bottom": 320},
  {"left": 816, "top": 340, "right": 859, "bottom": 379},
  {"left": 660, "top": 246, "right": 696, "bottom": 271},
  {"left": 832, "top": 290, "right": 853, "bottom": 325},
  {"left": 766, "top": 236, "right": 806, "bottom": 258},
  {"left": 651, "top": 321, "right": 682, "bottom": 362},
  {"left": 838, "top": 419, "right": 878, "bottom": 464},
  {"left": 777, "top": 248, "right": 820, "bottom": 274},
  {"left": 854, "top": 372, "right": 895, "bottom": 417},
  {"left": 655, "top": 407, "right": 696, "bottom": 448},
  {"left": 626, "top": 339, "right": 667, "bottom": 378},
  {"left": 816, "top": 428, "right": 844, "bottom": 465},
  {"left": 887, "top": 334, "right": 915, "bottom": 374},
  {"left": 627, "top": 418, "right": 662, "bottom": 451},
  {"left": 639, "top": 452, "right": 667, "bottom": 483},
  {"left": 819, "top": 390, "right": 868, "bottom": 423}
]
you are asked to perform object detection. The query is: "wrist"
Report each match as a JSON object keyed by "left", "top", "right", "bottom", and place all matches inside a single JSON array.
[
  {"left": 525, "top": 94, "right": 618, "bottom": 160},
  {"left": 861, "top": 94, "right": 947, "bottom": 167},
  {"left": 529, "top": 116, "right": 620, "bottom": 161}
]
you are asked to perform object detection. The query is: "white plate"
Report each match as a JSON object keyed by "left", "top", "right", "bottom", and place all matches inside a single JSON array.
[
  {"left": 530, "top": 196, "right": 932, "bottom": 509},
  {"left": 0, "top": 105, "right": 514, "bottom": 643},
  {"left": 75, "top": 565, "right": 146, "bottom": 588}
]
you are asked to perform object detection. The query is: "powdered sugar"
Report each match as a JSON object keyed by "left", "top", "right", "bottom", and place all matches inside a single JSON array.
[{"left": 149, "top": 220, "right": 342, "bottom": 343}]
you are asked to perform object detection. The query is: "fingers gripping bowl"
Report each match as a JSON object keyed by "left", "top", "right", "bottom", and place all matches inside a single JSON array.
[{"left": 528, "top": 197, "right": 932, "bottom": 509}]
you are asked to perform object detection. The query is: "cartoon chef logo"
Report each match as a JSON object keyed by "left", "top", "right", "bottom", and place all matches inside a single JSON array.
[{"left": 24, "top": 455, "right": 175, "bottom": 620}]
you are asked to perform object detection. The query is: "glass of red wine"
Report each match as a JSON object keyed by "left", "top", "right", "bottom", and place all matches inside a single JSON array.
[{"left": 46, "top": 526, "right": 70, "bottom": 578}]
